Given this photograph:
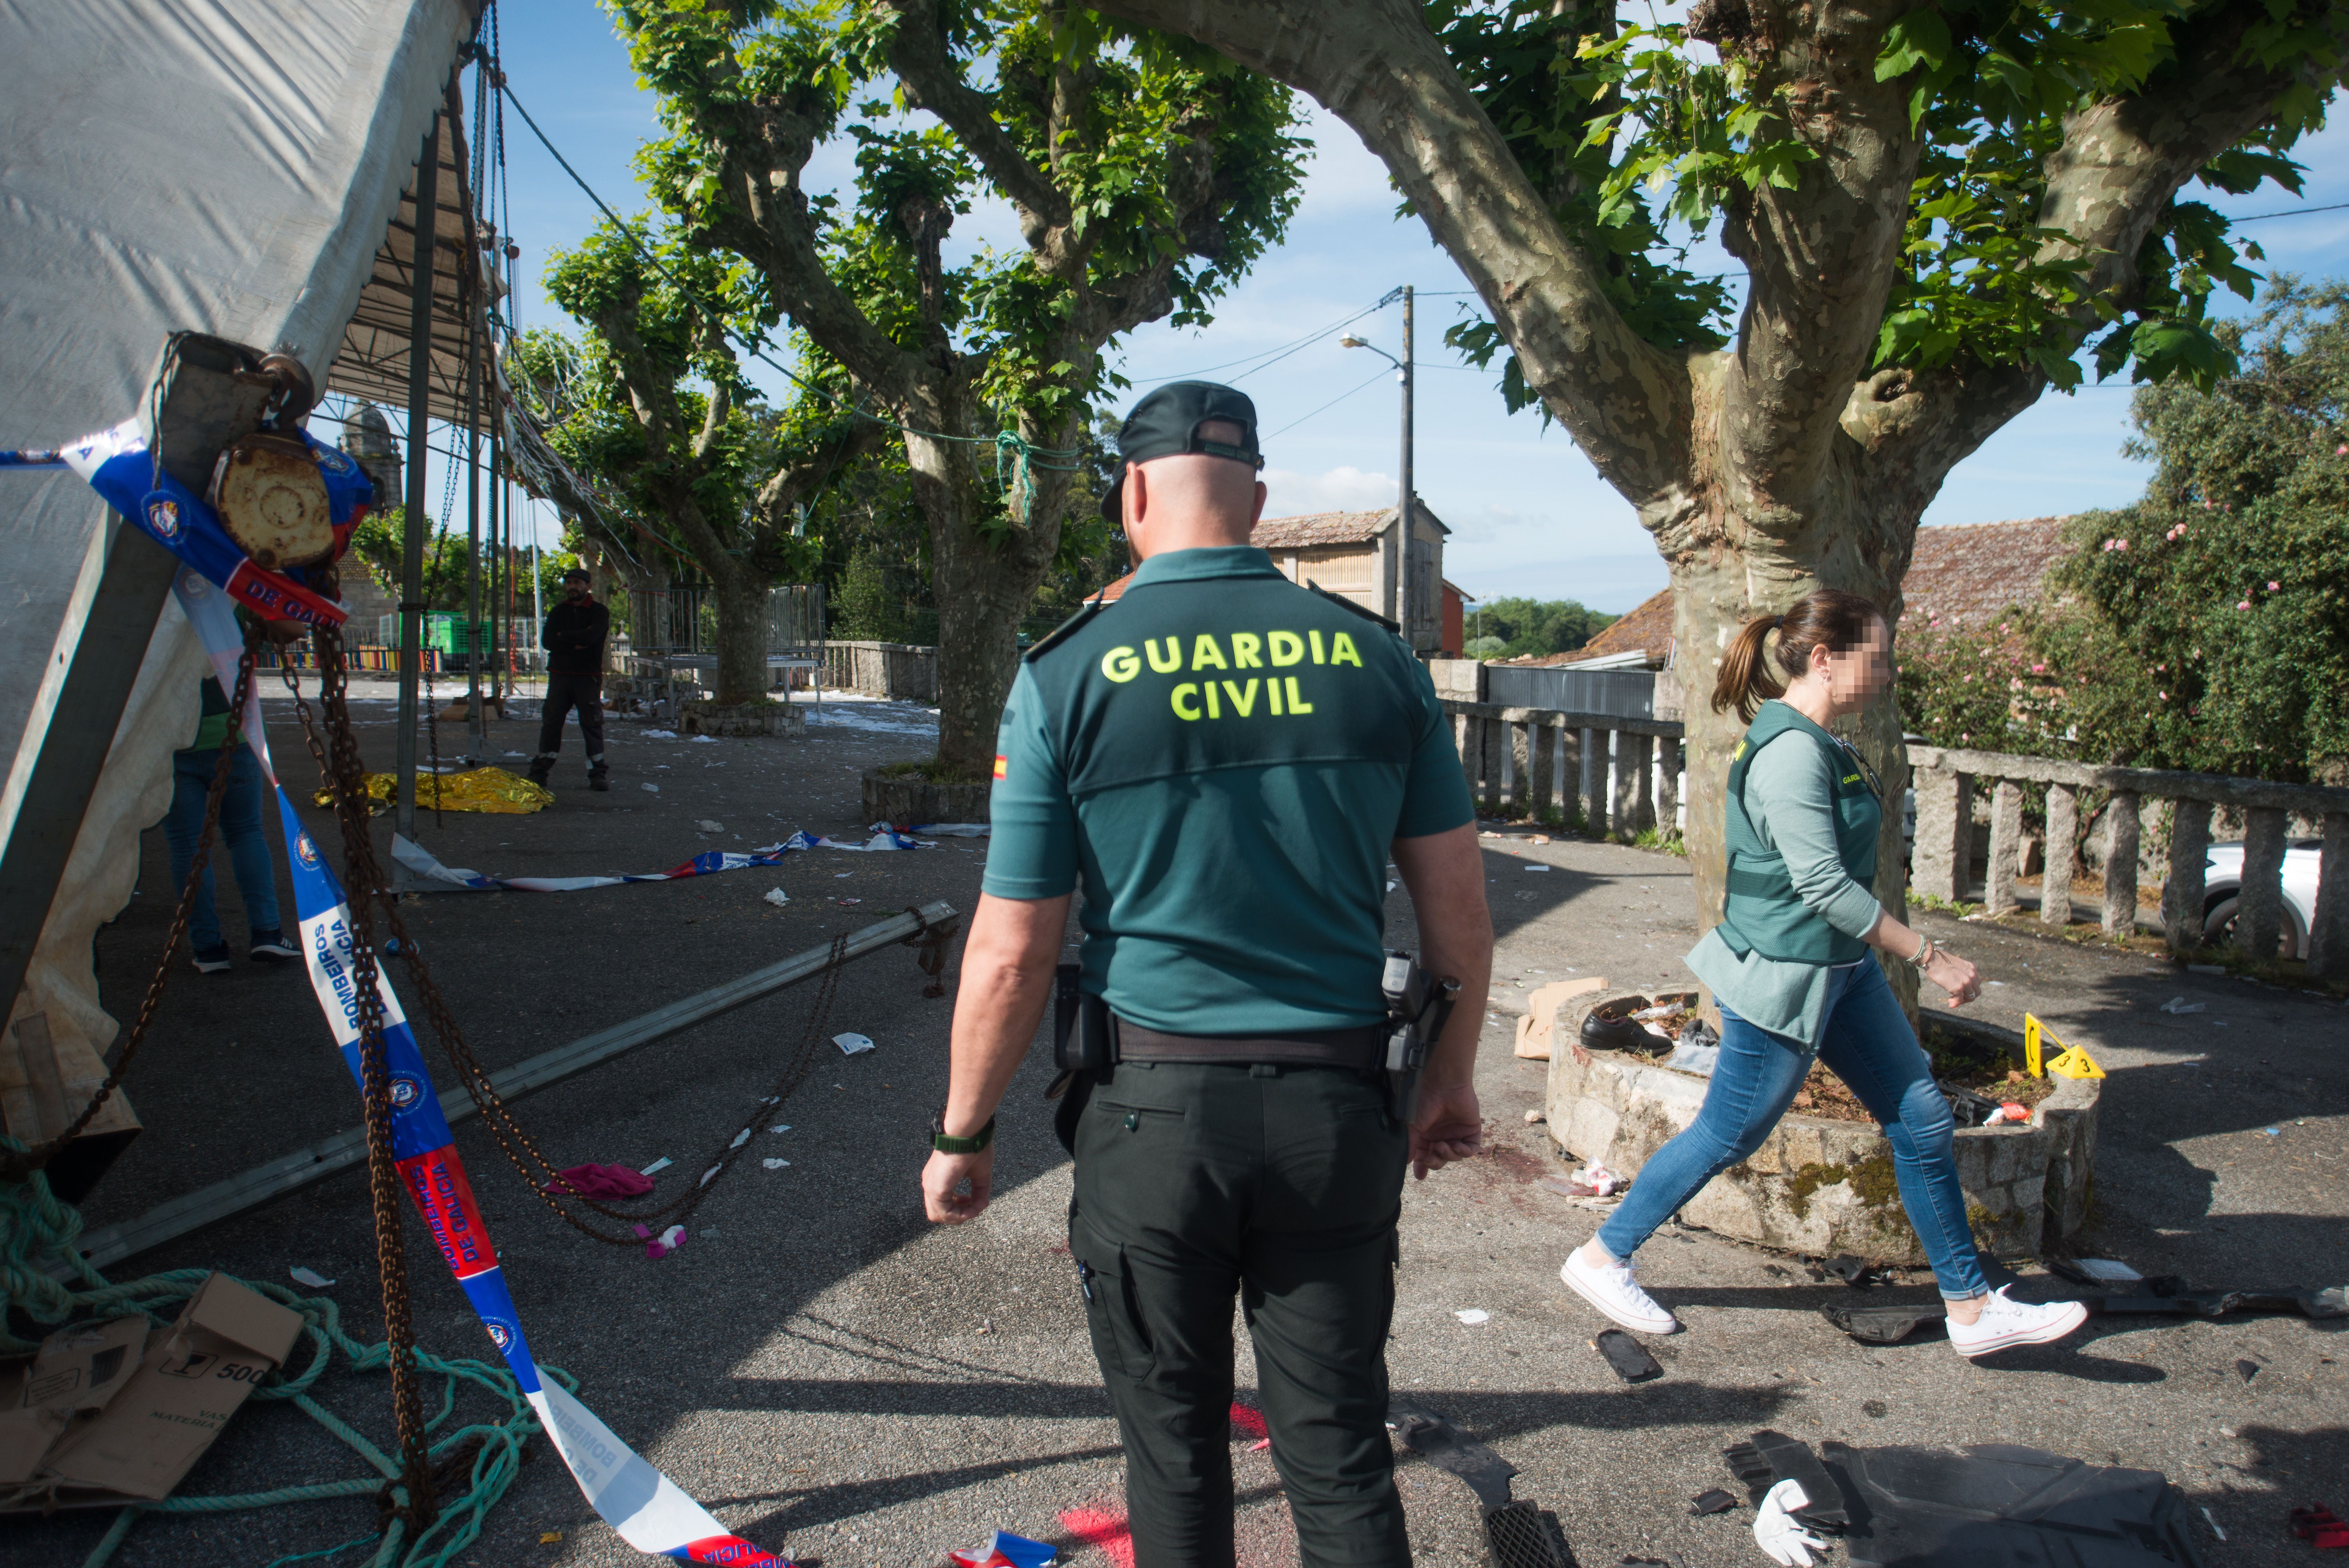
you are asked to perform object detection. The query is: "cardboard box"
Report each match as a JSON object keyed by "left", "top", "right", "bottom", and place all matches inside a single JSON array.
[
  {"left": 0, "top": 1273, "right": 303, "bottom": 1508},
  {"left": 1513, "top": 977, "right": 1606, "bottom": 1060},
  {"left": 0, "top": 1316, "right": 150, "bottom": 1486}
]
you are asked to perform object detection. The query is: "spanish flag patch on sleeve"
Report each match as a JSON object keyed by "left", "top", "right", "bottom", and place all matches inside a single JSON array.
[{"left": 992, "top": 755, "right": 1008, "bottom": 780}]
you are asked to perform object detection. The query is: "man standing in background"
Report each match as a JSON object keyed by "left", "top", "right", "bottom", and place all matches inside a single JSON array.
[{"left": 530, "top": 566, "right": 611, "bottom": 792}]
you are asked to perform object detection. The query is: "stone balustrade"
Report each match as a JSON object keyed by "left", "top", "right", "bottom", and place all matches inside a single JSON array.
[
  {"left": 1441, "top": 699, "right": 2349, "bottom": 981},
  {"left": 1440, "top": 700, "right": 1684, "bottom": 841},
  {"left": 1907, "top": 745, "right": 2349, "bottom": 979}
]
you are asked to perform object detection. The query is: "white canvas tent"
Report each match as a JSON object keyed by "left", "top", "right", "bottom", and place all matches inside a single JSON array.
[{"left": 0, "top": 0, "right": 480, "bottom": 1173}]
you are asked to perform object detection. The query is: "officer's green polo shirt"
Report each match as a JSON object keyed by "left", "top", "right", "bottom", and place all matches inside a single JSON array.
[{"left": 985, "top": 546, "right": 1474, "bottom": 1034}]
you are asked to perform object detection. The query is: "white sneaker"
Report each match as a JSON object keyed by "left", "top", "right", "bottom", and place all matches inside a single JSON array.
[
  {"left": 1560, "top": 1248, "right": 1681, "bottom": 1334},
  {"left": 1945, "top": 1286, "right": 2088, "bottom": 1357}
]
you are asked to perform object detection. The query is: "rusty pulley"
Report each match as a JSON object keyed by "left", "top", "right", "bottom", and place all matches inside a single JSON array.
[{"left": 210, "top": 352, "right": 333, "bottom": 571}]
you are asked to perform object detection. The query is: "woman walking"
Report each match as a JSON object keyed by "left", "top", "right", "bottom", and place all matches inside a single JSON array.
[{"left": 1560, "top": 590, "right": 2086, "bottom": 1358}]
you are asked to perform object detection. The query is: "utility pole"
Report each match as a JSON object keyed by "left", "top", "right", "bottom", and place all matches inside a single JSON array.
[
  {"left": 1340, "top": 285, "right": 1415, "bottom": 633},
  {"left": 1396, "top": 284, "right": 1414, "bottom": 635}
]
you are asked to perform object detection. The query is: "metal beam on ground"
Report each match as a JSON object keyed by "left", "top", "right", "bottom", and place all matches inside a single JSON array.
[{"left": 60, "top": 900, "right": 958, "bottom": 1273}]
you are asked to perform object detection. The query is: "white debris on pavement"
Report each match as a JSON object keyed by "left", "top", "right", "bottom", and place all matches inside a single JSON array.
[
  {"left": 290, "top": 1266, "right": 336, "bottom": 1288},
  {"left": 2159, "top": 996, "right": 2206, "bottom": 1014},
  {"left": 764, "top": 887, "right": 790, "bottom": 907},
  {"left": 696, "top": 819, "right": 724, "bottom": 832},
  {"left": 835, "top": 1032, "right": 877, "bottom": 1055},
  {"left": 1454, "top": 1309, "right": 1490, "bottom": 1325}
]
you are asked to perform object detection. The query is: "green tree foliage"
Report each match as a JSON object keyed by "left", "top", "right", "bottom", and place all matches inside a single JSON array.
[
  {"left": 2035, "top": 278, "right": 2349, "bottom": 782},
  {"left": 1466, "top": 596, "right": 1618, "bottom": 660},
  {"left": 348, "top": 508, "right": 502, "bottom": 616},
  {"left": 1894, "top": 618, "right": 2066, "bottom": 752},
  {"left": 607, "top": 0, "right": 1307, "bottom": 768}
]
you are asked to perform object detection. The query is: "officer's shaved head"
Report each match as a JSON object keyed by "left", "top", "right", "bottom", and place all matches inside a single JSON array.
[{"left": 1126, "top": 419, "right": 1259, "bottom": 541}]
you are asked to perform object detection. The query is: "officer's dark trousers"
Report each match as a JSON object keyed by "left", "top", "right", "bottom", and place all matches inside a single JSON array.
[
  {"left": 535, "top": 671, "right": 605, "bottom": 772},
  {"left": 1069, "top": 1060, "right": 1410, "bottom": 1568}
]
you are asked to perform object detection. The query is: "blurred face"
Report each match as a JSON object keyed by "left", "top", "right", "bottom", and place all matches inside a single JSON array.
[
  {"left": 564, "top": 576, "right": 590, "bottom": 601},
  {"left": 1814, "top": 615, "right": 1891, "bottom": 715}
]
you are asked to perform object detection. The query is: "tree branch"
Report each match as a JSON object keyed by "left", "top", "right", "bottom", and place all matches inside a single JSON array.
[
  {"left": 882, "top": 0, "right": 1073, "bottom": 247},
  {"left": 1709, "top": 0, "right": 1923, "bottom": 533},
  {"left": 1863, "top": 0, "right": 2308, "bottom": 498},
  {"left": 1086, "top": 0, "right": 1694, "bottom": 502}
]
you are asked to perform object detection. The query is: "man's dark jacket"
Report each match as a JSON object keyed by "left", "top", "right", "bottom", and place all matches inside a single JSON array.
[{"left": 542, "top": 599, "right": 610, "bottom": 676}]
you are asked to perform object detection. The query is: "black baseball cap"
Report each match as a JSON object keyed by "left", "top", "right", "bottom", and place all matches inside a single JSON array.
[
  {"left": 563, "top": 566, "right": 591, "bottom": 584},
  {"left": 1099, "top": 381, "right": 1264, "bottom": 522}
]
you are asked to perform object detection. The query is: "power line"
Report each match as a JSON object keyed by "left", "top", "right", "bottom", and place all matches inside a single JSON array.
[
  {"left": 1261, "top": 366, "right": 1394, "bottom": 440},
  {"left": 2230, "top": 200, "right": 2349, "bottom": 222},
  {"left": 1136, "top": 298, "right": 1394, "bottom": 383}
]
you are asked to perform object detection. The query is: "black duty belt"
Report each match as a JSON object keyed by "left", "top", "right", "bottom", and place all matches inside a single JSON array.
[{"left": 1112, "top": 1019, "right": 1385, "bottom": 1070}]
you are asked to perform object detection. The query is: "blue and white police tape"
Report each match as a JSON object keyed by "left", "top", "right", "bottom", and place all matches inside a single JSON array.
[
  {"left": 174, "top": 565, "right": 786, "bottom": 1566},
  {"left": 390, "top": 827, "right": 934, "bottom": 894},
  {"left": 61, "top": 417, "right": 367, "bottom": 626}
]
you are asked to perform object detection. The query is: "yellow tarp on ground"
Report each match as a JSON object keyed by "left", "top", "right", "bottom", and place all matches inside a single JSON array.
[{"left": 313, "top": 766, "right": 553, "bottom": 815}]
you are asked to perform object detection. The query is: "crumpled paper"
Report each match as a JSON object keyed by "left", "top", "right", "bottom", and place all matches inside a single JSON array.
[{"left": 313, "top": 766, "right": 553, "bottom": 815}]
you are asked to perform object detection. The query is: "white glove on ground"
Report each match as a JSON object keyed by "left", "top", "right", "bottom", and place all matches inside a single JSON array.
[{"left": 1754, "top": 1478, "right": 1829, "bottom": 1567}]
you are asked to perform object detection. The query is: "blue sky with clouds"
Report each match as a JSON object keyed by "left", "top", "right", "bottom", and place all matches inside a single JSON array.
[{"left": 477, "top": 0, "right": 2348, "bottom": 615}]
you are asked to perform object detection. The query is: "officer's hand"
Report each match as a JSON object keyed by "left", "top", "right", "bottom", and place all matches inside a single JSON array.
[
  {"left": 923, "top": 1148, "right": 995, "bottom": 1224},
  {"left": 1409, "top": 1082, "right": 1483, "bottom": 1179}
]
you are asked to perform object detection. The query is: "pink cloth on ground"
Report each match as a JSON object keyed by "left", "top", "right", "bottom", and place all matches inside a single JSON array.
[{"left": 542, "top": 1163, "right": 655, "bottom": 1200}]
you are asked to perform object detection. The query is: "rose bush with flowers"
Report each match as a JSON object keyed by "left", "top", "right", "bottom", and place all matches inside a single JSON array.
[{"left": 2030, "top": 278, "right": 2349, "bottom": 784}]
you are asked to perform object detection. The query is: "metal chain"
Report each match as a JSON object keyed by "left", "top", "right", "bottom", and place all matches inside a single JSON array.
[
  {"left": 279, "top": 628, "right": 897, "bottom": 1249},
  {"left": 0, "top": 628, "right": 263, "bottom": 1183},
  {"left": 290, "top": 623, "right": 437, "bottom": 1533}
]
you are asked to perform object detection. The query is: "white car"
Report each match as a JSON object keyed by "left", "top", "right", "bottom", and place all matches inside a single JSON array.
[{"left": 2202, "top": 840, "right": 2322, "bottom": 958}]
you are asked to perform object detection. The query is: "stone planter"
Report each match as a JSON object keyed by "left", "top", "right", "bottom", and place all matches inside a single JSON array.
[
  {"left": 1544, "top": 1020, "right": 2100, "bottom": 1264},
  {"left": 862, "top": 768, "right": 991, "bottom": 827},
  {"left": 680, "top": 699, "right": 806, "bottom": 738}
]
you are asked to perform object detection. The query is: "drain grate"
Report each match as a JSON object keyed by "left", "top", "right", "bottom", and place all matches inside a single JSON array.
[{"left": 1483, "top": 1500, "right": 1578, "bottom": 1568}]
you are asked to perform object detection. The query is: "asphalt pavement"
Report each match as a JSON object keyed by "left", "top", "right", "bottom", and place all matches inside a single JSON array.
[{"left": 12, "top": 692, "right": 2343, "bottom": 1568}]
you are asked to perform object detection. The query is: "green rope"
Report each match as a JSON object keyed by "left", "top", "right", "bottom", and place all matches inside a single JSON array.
[{"left": 4, "top": 1139, "right": 562, "bottom": 1568}]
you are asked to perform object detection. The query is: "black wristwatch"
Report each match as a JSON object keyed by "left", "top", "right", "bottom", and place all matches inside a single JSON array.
[{"left": 930, "top": 1110, "right": 995, "bottom": 1155}]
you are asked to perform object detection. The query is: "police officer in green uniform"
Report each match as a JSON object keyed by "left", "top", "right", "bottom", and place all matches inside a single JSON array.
[{"left": 920, "top": 382, "right": 1493, "bottom": 1568}]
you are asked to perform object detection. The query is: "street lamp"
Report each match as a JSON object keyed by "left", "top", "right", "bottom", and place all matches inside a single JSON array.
[{"left": 1339, "top": 286, "right": 1414, "bottom": 634}]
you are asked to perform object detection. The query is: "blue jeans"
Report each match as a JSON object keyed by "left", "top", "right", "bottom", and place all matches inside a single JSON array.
[
  {"left": 163, "top": 747, "right": 281, "bottom": 952},
  {"left": 1595, "top": 956, "right": 1989, "bottom": 1301}
]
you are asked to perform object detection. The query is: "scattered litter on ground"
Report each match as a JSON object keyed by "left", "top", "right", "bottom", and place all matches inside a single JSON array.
[
  {"left": 770, "top": 1124, "right": 791, "bottom": 1133},
  {"left": 728, "top": 1128, "right": 752, "bottom": 1150},
  {"left": 2186, "top": 962, "right": 2225, "bottom": 974},
  {"left": 1229, "top": 1403, "right": 1268, "bottom": 1441},
  {"left": 836, "top": 872, "right": 853, "bottom": 878},
  {"left": 696, "top": 819, "right": 724, "bottom": 832},
  {"left": 836, "top": 897, "right": 863, "bottom": 906},
  {"left": 762, "top": 1158, "right": 790, "bottom": 1170},
  {"left": 699, "top": 1228, "right": 719, "bottom": 1238},
  {"left": 1593, "top": 1329, "right": 1663, "bottom": 1383},
  {"left": 1523, "top": 864, "right": 1550, "bottom": 872},
  {"left": 1823, "top": 1251, "right": 1879, "bottom": 1288},
  {"left": 2158, "top": 996, "right": 2205, "bottom": 1014},
  {"left": 691, "top": 735, "right": 719, "bottom": 744},
  {"left": 1564, "top": 1163, "right": 1620, "bottom": 1197},
  {"left": 1455, "top": 1309, "right": 1491, "bottom": 1325},
  {"left": 2292, "top": 1504, "right": 2348, "bottom": 1548},
  {"left": 2069, "top": 1259, "right": 2143, "bottom": 1282},
  {"left": 1690, "top": 1488, "right": 1739, "bottom": 1516},
  {"left": 638, "top": 1157, "right": 674, "bottom": 1177},
  {"left": 540, "top": 1533, "right": 562, "bottom": 1545},
  {"left": 289, "top": 1265, "right": 335, "bottom": 1288},
  {"left": 2236, "top": 1358, "right": 2260, "bottom": 1383},
  {"left": 2265, "top": 1126, "right": 2282, "bottom": 1135},
  {"left": 948, "top": 1528, "right": 1059, "bottom": 1568},
  {"left": 543, "top": 1164, "right": 655, "bottom": 1200},
  {"left": 1523, "top": 1109, "right": 1545, "bottom": 1124},
  {"left": 642, "top": 730, "right": 678, "bottom": 739},
  {"left": 835, "top": 1032, "right": 877, "bottom": 1055},
  {"left": 1667, "top": 1039, "right": 1721, "bottom": 1076},
  {"left": 764, "top": 887, "right": 789, "bottom": 907},
  {"left": 1754, "top": 1479, "right": 1826, "bottom": 1567},
  {"left": 641, "top": 782, "right": 660, "bottom": 793},
  {"left": 637, "top": 1223, "right": 686, "bottom": 1260}
]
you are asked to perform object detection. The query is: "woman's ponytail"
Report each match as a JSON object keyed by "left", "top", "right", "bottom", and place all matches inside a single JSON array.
[
  {"left": 1711, "top": 614, "right": 1785, "bottom": 721},
  {"left": 1710, "top": 589, "right": 1884, "bottom": 723}
]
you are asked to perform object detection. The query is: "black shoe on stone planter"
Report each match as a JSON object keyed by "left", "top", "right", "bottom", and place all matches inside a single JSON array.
[{"left": 1581, "top": 1012, "right": 1666, "bottom": 1055}]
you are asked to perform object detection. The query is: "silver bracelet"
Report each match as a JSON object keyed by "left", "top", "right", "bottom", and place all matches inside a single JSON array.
[{"left": 1908, "top": 933, "right": 1935, "bottom": 969}]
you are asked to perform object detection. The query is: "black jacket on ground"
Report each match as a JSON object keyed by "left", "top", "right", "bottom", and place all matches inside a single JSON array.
[{"left": 542, "top": 599, "right": 610, "bottom": 675}]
